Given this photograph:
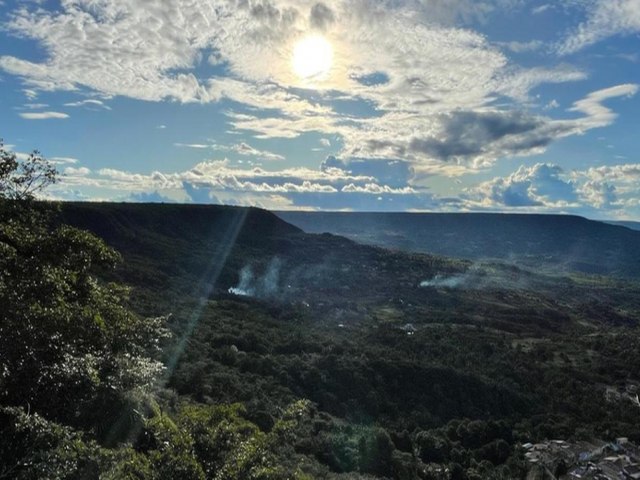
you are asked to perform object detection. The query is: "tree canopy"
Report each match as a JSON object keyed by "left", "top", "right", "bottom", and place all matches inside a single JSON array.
[{"left": 0, "top": 143, "right": 315, "bottom": 479}]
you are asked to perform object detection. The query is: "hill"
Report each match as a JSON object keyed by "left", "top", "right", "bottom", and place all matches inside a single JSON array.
[
  {"left": 607, "top": 220, "right": 640, "bottom": 231},
  {"left": 276, "top": 211, "right": 640, "bottom": 277},
  {"left": 54, "top": 202, "right": 640, "bottom": 479}
]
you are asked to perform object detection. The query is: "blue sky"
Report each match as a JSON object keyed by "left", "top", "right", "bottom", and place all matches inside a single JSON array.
[{"left": 1, "top": 0, "right": 639, "bottom": 219}]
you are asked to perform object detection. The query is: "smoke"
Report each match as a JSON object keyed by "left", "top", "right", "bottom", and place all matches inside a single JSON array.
[
  {"left": 419, "top": 263, "right": 536, "bottom": 290},
  {"left": 419, "top": 273, "right": 470, "bottom": 289},
  {"left": 228, "top": 258, "right": 282, "bottom": 298}
]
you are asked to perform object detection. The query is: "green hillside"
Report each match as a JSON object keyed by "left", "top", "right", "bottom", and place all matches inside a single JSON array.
[
  {"left": 277, "top": 211, "right": 640, "bottom": 278},
  {"left": 4, "top": 201, "right": 640, "bottom": 479}
]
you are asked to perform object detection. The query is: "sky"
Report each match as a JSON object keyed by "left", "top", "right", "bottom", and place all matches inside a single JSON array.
[{"left": 1, "top": 0, "right": 639, "bottom": 219}]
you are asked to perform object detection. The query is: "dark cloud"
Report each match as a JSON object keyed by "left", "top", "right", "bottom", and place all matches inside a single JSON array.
[
  {"left": 309, "top": 3, "right": 335, "bottom": 30},
  {"left": 361, "top": 110, "right": 576, "bottom": 167},
  {"left": 409, "top": 110, "right": 545, "bottom": 161},
  {"left": 244, "top": 0, "right": 300, "bottom": 41}
]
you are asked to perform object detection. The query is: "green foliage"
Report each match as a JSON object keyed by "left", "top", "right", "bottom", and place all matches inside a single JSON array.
[
  {"left": 174, "top": 400, "right": 311, "bottom": 480},
  {"left": 0, "top": 147, "right": 171, "bottom": 442},
  {"left": 4, "top": 144, "right": 640, "bottom": 479},
  {"left": 0, "top": 406, "right": 104, "bottom": 480},
  {"left": 0, "top": 197, "right": 170, "bottom": 436},
  {"left": 0, "top": 140, "right": 57, "bottom": 201}
]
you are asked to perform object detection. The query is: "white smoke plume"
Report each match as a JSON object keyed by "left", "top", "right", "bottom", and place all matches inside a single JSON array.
[
  {"left": 419, "top": 273, "right": 470, "bottom": 289},
  {"left": 419, "top": 263, "right": 539, "bottom": 291},
  {"left": 228, "top": 258, "right": 282, "bottom": 298}
]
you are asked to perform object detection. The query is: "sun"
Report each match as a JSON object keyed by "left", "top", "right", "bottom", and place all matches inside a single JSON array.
[{"left": 292, "top": 35, "right": 333, "bottom": 80}]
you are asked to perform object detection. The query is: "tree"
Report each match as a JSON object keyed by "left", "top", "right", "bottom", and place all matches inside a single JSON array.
[
  {"left": 0, "top": 142, "right": 170, "bottom": 443},
  {"left": 0, "top": 140, "right": 57, "bottom": 201}
]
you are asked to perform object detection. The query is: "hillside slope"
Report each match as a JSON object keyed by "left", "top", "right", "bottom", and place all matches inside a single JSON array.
[
  {"left": 59, "top": 202, "right": 463, "bottom": 312},
  {"left": 277, "top": 211, "right": 640, "bottom": 277},
  {"left": 53, "top": 202, "right": 640, "bottom": 478}
]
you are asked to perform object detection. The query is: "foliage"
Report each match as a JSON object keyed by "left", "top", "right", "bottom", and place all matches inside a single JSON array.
[
  {"left": 0, "top": 140, "right": 57, "bottom": 201},
  {"left": 0, "top": 145, "right": 171, "bottom": 476},
  {"left": 4, "top": 143, "right": 640, "bottom": 479},
  {"left": 0, "top": 406, "right": 102, "bottom": 480}
]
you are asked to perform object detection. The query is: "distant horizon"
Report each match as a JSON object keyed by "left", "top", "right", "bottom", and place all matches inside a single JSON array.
[
  {"left": 51, "top": 198, "right": 640, "bottom": 225},
  {"left": 2, "top": 1, "right": 640, "bottom": 219}
]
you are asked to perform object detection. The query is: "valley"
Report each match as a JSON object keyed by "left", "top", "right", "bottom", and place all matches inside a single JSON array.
[{"left": 54, "top": 203, "right": 640, "bottom": 479}]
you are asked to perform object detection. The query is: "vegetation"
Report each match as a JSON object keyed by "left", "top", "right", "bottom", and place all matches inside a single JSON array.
[
  {"left": 277, "top": 211, "right": 640, "bottom": 278},
  {"left": 0, "top": 145, "right": 312, "bottom": 479},
  {"left": 2, "top": 143, "right": 640, "bottom": 479}
]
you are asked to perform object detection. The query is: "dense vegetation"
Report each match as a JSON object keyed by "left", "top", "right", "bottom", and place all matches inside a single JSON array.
[
  {"left": 2, "top": 144, "right": 640, "bottom": 479},
  {"left": 277, "top": 211, "right": 640, "bottom": 278}
]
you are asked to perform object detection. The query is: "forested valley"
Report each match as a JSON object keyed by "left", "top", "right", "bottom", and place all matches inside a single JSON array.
[{"left": 3, "top": 145, "right": 640, "bottom": 479}]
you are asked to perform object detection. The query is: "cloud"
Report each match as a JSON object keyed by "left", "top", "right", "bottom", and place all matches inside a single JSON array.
[
  {"left": 63, "top": 99, "right": 111, "bottom": 110},
  {"left": 50, "top": 157, "right": 79, "bottom": 165},
  {"left": 531, "top": 4, "right": 552, "bottom": 15},
  {"left": 310, "top": 3, "right": 336, "bottom": 30},
  {"left": 497, "top": 40, "right": 544, "bottom": 53},
  {"left": 63, "top": 166, "right": 91, "bottom": 176},
  {"left": 175, "top": 141, "right": 286, "bottom": 161},
  {"left": 21, "top": 103, "right": 49, "bottom": 109},
  {"left": 559, "top": 0, "right": 640, "bottom": 54},
  {"left": 568, "top": 84, "right": 639, "bottom": 130},
  {"left": 341, "top": 183, "right": 416, "bottom": 194},
  {"left": 572, "top": 163, "right": 640, "bottom": 210},
  {"left": 345, "top": 84, "right": 637, "bottom": 171},
  {"left": 220, "top": 142, "right": 286, "bottom": 161},
  {"left": 464, "top": 160, "right": 640, "bottom": 216},
  {"left": 127, "top": 191, "right": 174, "bottom": 203},
  {"left": 50, "top": 154, "right": 436, "bottom": 210},
  {"left": 465, "top": 163, "right": 578, "bottom": 208},
  {"left": 578, "top": 180, "right": 618, "bottom": 209},
  {"left": 18, "top": 111, "right": 69, "bottom": 120},
  {"left": 2, "top": 0, "right": 637, "bottom": 185},
  {"left": 22, "top": 89, "right": 38, "bottom": 100},
  {"left": 321, "top": 155, "right": 415, "bottom": 188},
  {"left": 0, "top": 0, "right": 597, "bottom": 171},
  {"left": 174, "top": 143, "right": 210, "bottom": 149}
]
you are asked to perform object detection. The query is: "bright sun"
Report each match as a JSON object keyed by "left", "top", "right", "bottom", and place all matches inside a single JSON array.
[{"left": 292, "top": 35, "right": 333, "bottom": 80}]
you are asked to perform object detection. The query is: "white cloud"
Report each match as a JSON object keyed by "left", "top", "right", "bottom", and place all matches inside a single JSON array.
[
  {"left": 465, "top": 163, "right": 578, "bottom": 208},
  {"left": 531, "top": 4, "right": 551, "bottom": 15},
  {"left": 559, "top": 0, "right": 640, "bottom": 54},
  {"left": 466, "top": 160, "right": 640, "bottom": 214},
  {"left": 337, "top": 84, "right": 637, "bottom": 172},
  {"left": 22, "top": 88, "right": 38, "bottom": 99},
  {"left": 18, "top": 111, "right": 69, "bottom": 120},
  {"left": 568, "top": 84, "right": 639, "bottom": 130},
  {"left": 341, "top": 183, "right": 417, "bottom": 194},
  {"left": 174, "top": 141, "right": 286, "bottom": 161},
  {"left": 218, "top": 142, "right": 286, "bottom": 161},
  {"left": 64, "top": 99, "right": 111, "bottom": 110},
  {"left": 21, "top": 103, "right": 49, "bottom": 109},
  {"left": 64, "top": 166, "right": 91, "bottom": 176},
  {"left": 578, "top": 180, "right": 618, "bottom": 209},
  {"left": 174, "top": 143, "right": 210, "bottom": 149},
  {"left": 497, "top": 40, "right": 544, "bottom": 53},
  {"left": 50, "top": 156, "right": 79, "bottom": 165},
  {"left": 2, "top": 0, "right": 636, "bottom": 181}
]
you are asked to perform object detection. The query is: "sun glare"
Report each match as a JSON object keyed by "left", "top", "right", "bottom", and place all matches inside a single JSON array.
[{"left": 292, "top": 35, "right": 333, "bottom": 81}]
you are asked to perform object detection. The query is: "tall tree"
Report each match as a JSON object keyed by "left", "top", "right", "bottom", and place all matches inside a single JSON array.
[{"left": 0, "top": 141, "right": 169, "bottom": 443}]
